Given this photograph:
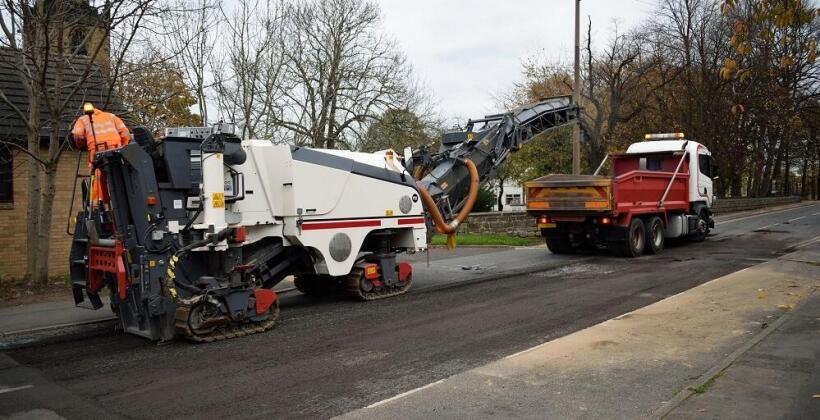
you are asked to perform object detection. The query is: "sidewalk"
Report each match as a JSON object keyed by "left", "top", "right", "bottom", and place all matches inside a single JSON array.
[
  {"left": 338, "top": 243, "right": 820, "bottom": 420},
  {"left": 0, "top": 298, "right": 115, "bottom": 337},
  {"left": 666, "top": 293, "right": 820, "bottom": 419}
]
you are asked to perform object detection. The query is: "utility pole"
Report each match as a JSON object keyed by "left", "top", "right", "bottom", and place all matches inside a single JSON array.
[{"left": 572, "top": 0, "right": 581, "bottom": 175}]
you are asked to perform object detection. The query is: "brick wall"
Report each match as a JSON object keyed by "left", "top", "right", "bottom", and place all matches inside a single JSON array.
[
  {"left": 0, "top": 150, "right": 85, "bottom": 279},
  {"left": 457, "top": 196, "right": 803, "bottom": 237}
]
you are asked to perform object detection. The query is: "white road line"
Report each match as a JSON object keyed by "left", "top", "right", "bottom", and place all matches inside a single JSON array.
[
  {"left": 787, "top": 216, "right": 806, "bottom": 223},
  {"left": 0, "top": 384, "right": 33, "bottom": 395},
  {"left": 790, "top": 235, "right": 820, "bottom": 250},
  {"left": 366, "top": 379, "right": 445, "bottom": 408},
  {"left": 715, "top": 203, "right": 819, "bottom": 226}
]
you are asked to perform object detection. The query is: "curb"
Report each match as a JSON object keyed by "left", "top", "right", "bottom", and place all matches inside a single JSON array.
[{"left": 651, "top": 286, "right": 819, "bottom": 419}]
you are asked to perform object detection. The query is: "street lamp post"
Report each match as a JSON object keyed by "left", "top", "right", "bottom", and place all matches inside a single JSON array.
[{"left": 572, "top": 0, "right": 581, "bottom": 175}]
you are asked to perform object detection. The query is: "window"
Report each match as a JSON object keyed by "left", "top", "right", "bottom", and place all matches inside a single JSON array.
[
  {"left": 505, "top": 194, "right": 522, "bottom": 206},
  {"left": 698, "top": 154, "right": 712, "bottom": 177},
  {"left": 69, "top": 28, "right": 88, "bottom": 56},
  {"left": 0, "top": 147, "right": 13, "bottom": 207},
  {"left": 646, "top": 158, "right": 662, "bottom": 171}
]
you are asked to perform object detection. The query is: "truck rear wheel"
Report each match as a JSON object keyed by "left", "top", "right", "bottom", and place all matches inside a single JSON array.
[
  {"left": 645, "top": 216, "right": 665, "bottom": 254},
  {"left": 614, "top": 218, "right": 645, "bottom": 258},
  {"left": 545, "top": 235, "right": 574, "bottom": 254}
]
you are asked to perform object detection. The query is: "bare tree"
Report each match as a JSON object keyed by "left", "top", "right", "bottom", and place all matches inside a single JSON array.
[
  {"left": 581, "top": 23, "right": 679, "bottom": 170},
  {"left": 166, "top": 0, "right": 220, "bottom": 124},
  {"left": 275, "top": 0, "right": 411, "bottom": 149},
  {"left": 0, "top": 0, "right": 169, "bottom": 285},
  {"left": 213, "top": 0, "right": 286, "bottom": 139}
]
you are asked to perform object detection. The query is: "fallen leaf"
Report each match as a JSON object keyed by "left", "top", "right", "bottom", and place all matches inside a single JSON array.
[
  {"left": 777, "top": 304, "right": 794, "bottom": 311},
  {"left": 813, "top": 394, "right": 820, "bottom": 399}
]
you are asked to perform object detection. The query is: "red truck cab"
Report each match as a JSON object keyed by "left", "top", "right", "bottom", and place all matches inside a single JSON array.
[{"left": 525, "top": 134, "right": 716, "bottom": 257}]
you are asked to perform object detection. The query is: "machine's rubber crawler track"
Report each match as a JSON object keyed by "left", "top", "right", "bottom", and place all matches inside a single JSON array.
[
  {"left": 173, "top": 299, "right": 279, "bottom": 343},
  {"left": 342, "top": 267, "right": 412, "bottom": 301}
]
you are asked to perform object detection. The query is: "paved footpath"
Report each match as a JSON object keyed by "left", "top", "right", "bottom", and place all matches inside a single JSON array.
[{"left": 339, "top": 242, "right": 820, "bottom": 419}]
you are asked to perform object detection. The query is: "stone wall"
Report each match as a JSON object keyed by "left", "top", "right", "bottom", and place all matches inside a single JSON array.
[
  {"left": 458, "top": 196, "right": 803, "bottom": 237},
  {"left": 711, "top": 196, "right": 801, "bottom": 213}
]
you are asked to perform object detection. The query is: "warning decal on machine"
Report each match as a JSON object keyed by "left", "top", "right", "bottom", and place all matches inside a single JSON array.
[{"left": 212, "top": 192, "right": 225, "bottom": 208}]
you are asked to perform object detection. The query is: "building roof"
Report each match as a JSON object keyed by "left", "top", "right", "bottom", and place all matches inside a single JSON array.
[{"left": 0, "top": 46, "right": 126, "bottom": 142}]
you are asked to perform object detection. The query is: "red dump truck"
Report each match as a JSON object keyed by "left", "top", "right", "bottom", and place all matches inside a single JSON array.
[{"left": 525, "top": 133, "right": 717, "bottom": 257}]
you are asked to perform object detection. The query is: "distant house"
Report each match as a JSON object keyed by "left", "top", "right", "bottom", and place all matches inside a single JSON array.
[
  {"left": 0, "top": 1, "right": 125, "bottom": 279},
  {"left": 490, "top": 179, "right": 527, "bottom": 212}
]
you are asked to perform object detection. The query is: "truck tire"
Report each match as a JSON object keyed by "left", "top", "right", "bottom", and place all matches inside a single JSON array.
[
  {"left": 615, "top": 218, "right": 645, "bottom": 257},
  {"left": 690, "top": 209, "right": 710, "bottom": 242},
  {"left": 546, "top": 235, "right": 574, "bottom": 254},
  {"left": 645, "top": 216, "right": 665, "bottom": 254}
]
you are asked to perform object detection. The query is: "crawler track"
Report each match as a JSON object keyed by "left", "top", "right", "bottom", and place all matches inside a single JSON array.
[
  {"left": 295, "top": 269, "right": 412, "bottom": 301},
  {"left": 174, "top": 300, "right": 279, "bottom": 343},
  {"left": 342, "top": 267, "right": 412, "bottom": 301}
]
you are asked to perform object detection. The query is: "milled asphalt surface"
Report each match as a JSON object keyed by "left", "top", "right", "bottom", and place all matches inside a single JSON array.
[{"left": 0, "top": 202, "right": 818, "bottom": 419}]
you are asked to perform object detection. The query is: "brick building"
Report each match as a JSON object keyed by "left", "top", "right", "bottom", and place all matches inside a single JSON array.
[{"left": 0, "top": 1, "right": 124, "bottom": 279}]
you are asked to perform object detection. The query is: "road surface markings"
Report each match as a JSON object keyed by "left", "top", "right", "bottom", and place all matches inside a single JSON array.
[
  {"left": 715, "top": 203, "right": 818, "bottom": 226},
  {"left": 787, "top": 216, "right": 806, "bottom": 223},
  {"left": 716, "top": 204, "right": 817, "bottom": 226},
  {"left": 366, "top": 379, "right": 445, "bottom": 408},
  {"left": 0, "top": 384, "right": 33, "bottom": 395},
  {"left": 790, "top": 235, "right": 820, "bottom": 250}
]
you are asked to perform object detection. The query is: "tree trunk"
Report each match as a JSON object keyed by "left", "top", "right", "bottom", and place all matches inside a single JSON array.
[
  {"left": 24, "top": 95, "right": 41, "bottom": 282},
  {"left": 31, "top": 162, "right": 58, "bottom": 285},
  {"left": 782, "top": 148, "right": 790, "bottom": 196},
  {"left": 800, "top": 150, "right": 811, "bottom": 198},
  {"left": 497, "top": 180, "right": 505, "bottom": 212}
]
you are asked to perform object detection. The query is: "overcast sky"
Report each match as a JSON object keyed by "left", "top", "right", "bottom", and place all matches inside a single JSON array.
[{"left": 378, "top": 0, "right": 656, "bottom": 124}]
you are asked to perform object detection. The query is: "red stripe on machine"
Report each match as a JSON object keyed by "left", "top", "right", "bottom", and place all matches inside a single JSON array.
[
  {"left": 398, "top": 217, "right": 426, "bottom": 225},
  {"left": 301, "top": 220, "right": 381, "bottom": 230}
]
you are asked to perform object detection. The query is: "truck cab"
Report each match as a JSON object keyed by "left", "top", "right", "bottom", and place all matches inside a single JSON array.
[
  {"left": 525, "top": 133, "right": 716, "bottom": 257},
  {"left": 625, "top": 139, "right": 716, "bottom": 207}
]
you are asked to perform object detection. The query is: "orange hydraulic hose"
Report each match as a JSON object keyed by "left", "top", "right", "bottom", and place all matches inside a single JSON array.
[{"left": 416, "top": 158, "right": 480, "bottom": 249}]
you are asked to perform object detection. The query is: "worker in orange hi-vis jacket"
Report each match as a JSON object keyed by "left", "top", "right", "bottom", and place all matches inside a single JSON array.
[{"left": 72, "top": 103, "right": 131, "bottom": 203}]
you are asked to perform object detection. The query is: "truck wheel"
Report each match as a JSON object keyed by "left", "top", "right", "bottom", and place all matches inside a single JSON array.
[
  {"left": 690, "top": 210, "right": 710, "bottom": 242},
  {"left": 545, "top": 236, "right": 574, "bottom": 254},
  {"left": 645, "top": 216, "right": 665, "bottom": 254},
  {"left": 616, "top": 218, "right": 645, "bottom": 257}
]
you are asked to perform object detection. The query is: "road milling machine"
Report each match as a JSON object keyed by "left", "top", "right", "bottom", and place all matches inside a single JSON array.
[{"left": 69, "top": 96, "right": 577, "bottom": 342}]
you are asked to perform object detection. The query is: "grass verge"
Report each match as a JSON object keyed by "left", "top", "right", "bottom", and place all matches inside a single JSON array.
[
  {"left": 689, "top": 372, "right": 723, "bottom": 394},
  {"left": 430, "top": 233, "right": 542, "bottom": 247}
]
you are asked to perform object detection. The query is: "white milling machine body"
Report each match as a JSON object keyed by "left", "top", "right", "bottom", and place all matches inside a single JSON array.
[{"left": 68, "top": 97, "right": 578, "bottom": 341}]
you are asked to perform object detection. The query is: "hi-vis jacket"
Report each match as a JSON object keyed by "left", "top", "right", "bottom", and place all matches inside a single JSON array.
[{"left": 72, "top": 109, "right": 131, "bottom": 201}]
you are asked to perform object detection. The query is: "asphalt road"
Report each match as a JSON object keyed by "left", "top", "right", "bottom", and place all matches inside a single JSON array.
[{"left": 2, "top": 203, "right": 819, "bottom": 419}]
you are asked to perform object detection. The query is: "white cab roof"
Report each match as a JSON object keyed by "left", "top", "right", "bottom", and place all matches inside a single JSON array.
[{"left": 626, "top": 140, "right": 709, "bottom": 155}]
